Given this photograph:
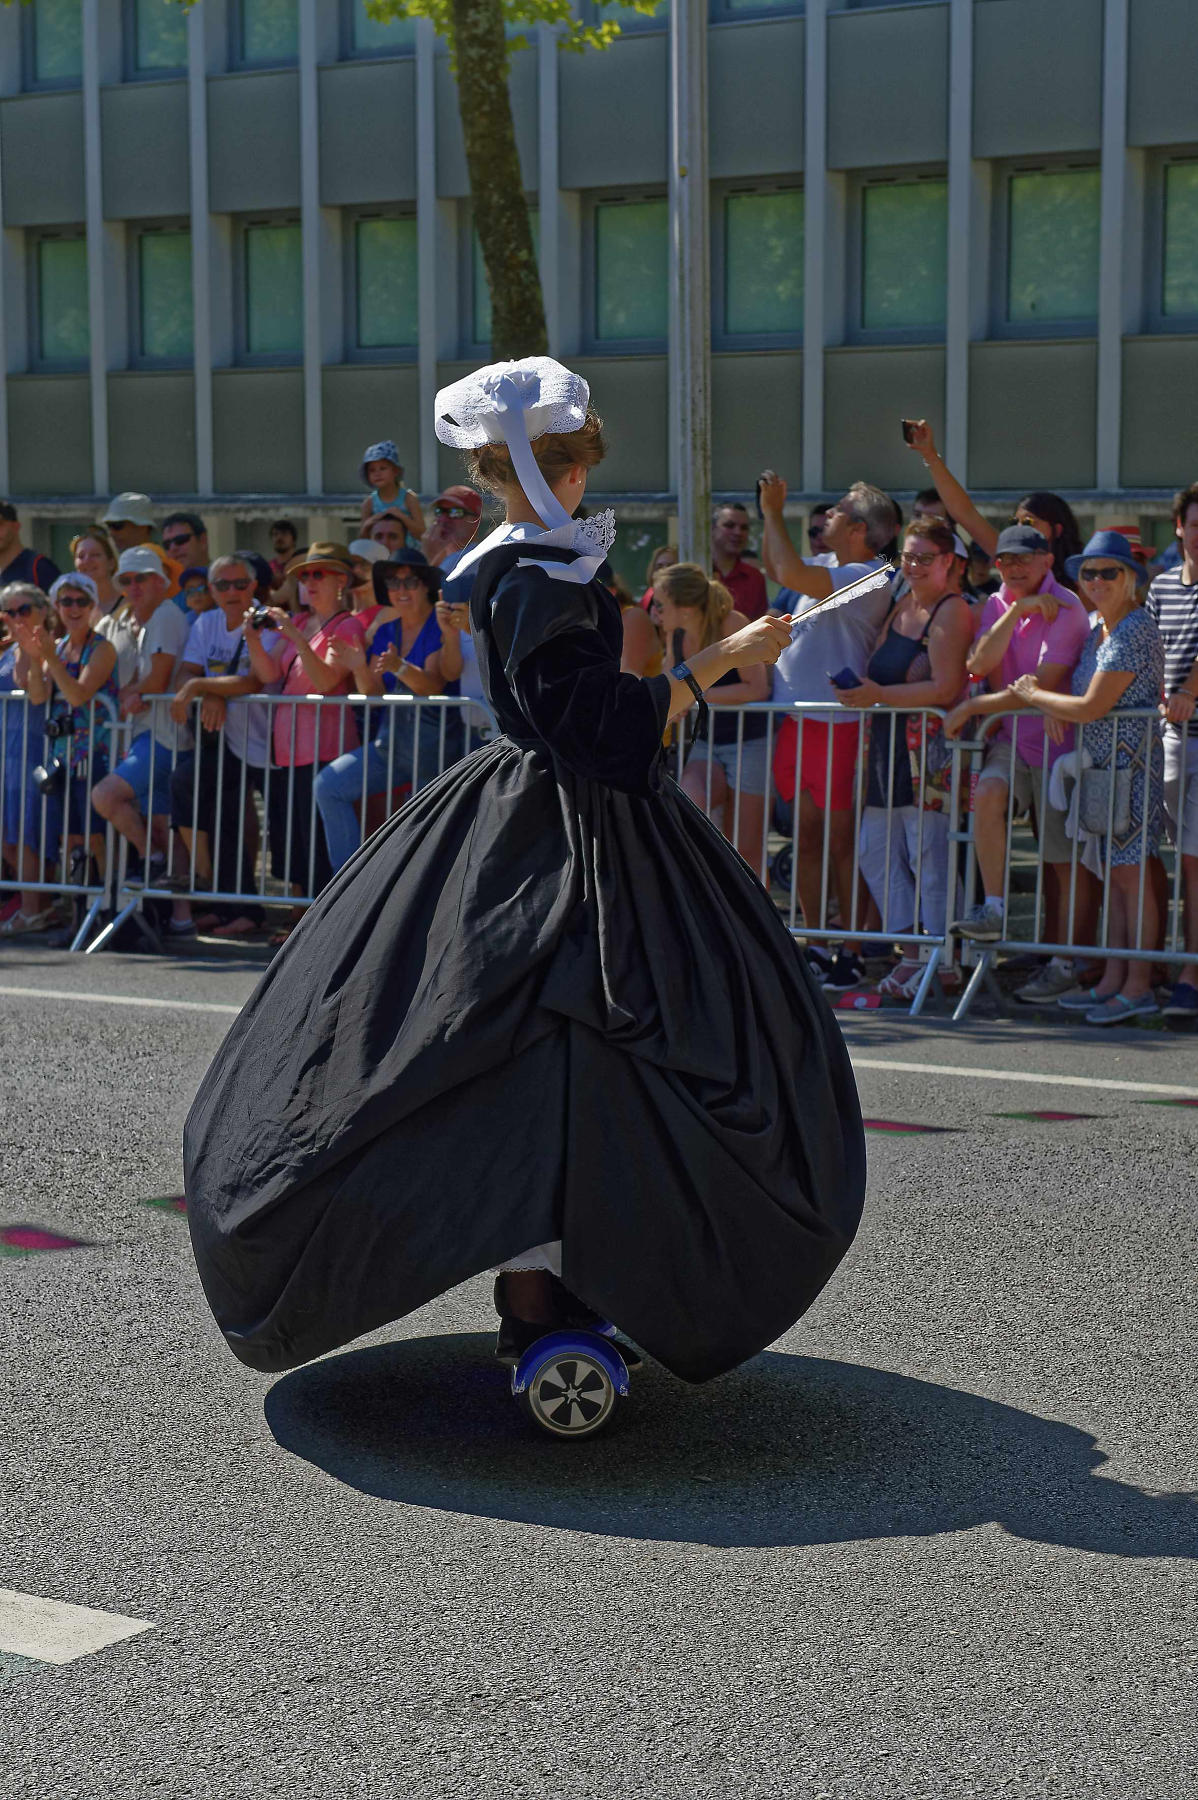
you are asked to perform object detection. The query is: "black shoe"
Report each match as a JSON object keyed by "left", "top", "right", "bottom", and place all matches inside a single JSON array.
[
  {"left": 495, "top": 1314, "right": 555, "bottom": 1366},
  {"left": 822, "top": 951, "right": 866, "bottom": 992},
  {"left": 805, "top": 944, "right": 835, "bottom": 984}
]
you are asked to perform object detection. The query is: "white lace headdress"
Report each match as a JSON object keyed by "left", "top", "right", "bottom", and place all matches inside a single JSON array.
[{"left": 434, "top": 358, "right": 615, "bottom": 583}]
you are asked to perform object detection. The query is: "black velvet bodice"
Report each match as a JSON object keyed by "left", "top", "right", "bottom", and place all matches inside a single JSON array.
[{"left": 468, "top": 543, "right": 673, "bottom": 796}]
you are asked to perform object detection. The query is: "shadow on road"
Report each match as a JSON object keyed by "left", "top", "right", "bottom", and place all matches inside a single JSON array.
[{"left": 265, "top": 1334, "right": 1197, "bottom": 1555}]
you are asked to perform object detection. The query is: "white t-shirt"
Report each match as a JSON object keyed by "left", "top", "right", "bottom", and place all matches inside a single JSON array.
[
  {"left": 181, "top": 610, "right": 283, "bottom": 769},
  {"left": 134, "top": 599, "right": 192, "bottom": 751},
  {"left": 771, "top": 558, "right": 894, "bottom": 707},
  {"left": 94, "top": 607, "right": 140, "bottom": 688}
]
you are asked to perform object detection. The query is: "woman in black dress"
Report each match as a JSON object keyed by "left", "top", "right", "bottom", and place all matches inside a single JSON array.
[{"left": 184, "top": 359, "right": 865, "bottom": 1385}]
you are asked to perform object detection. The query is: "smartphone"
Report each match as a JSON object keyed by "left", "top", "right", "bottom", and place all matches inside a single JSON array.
[
  {"left": 901, "top": 419, "right": 918, "bottom": 445},
  {"left": 754, "top": 477, "right": 765, "bottom": 520},
  {"left": 829, "top": 667, "right": 860, "bottom": 690}
]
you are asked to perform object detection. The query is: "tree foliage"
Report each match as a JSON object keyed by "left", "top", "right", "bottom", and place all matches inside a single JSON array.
[{"left": 367, "top": 0, "right": 662, "bottom": 358}]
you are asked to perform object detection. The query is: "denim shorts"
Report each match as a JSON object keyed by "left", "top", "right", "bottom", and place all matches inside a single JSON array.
[
  {"left": 115, "top": 732, "right": 177, "bottom": 816},
  {"left": 685, "top": 733, "right": 771, "bottom": 796}
]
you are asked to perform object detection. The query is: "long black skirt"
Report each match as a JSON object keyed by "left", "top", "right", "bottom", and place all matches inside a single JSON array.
[{"left": 183, "top": 739, "right": 866, "bottom": 1382}]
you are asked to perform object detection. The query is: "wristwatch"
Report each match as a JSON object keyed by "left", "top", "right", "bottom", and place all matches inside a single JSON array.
[{"left": 670, "top": 660, "right": 705, "bottom": 707}]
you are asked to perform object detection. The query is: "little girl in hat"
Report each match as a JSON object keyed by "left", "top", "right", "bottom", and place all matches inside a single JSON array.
[{"left": 357, "top": 438, "right": 425, "bottom": 544}]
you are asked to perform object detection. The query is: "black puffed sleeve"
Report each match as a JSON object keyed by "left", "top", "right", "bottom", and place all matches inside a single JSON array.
[{"left": 492, "top": 563, "right": 672, "bottom": 793}]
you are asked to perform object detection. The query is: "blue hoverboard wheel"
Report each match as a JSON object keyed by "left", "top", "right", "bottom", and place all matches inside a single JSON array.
[{"left": 511, "top": 1329, "right": 631, "bottom": 1438}]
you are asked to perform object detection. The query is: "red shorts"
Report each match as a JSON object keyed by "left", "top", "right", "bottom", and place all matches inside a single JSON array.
[{"left": 772, "top": 715, "right": 861, "bottom": 811}]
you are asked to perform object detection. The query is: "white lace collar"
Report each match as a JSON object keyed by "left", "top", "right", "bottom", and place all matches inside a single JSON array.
[{"left": 450, "top": 510, "right": 616, "bottom": 586}]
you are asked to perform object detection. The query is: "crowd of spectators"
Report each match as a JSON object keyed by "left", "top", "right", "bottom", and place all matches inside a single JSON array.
[{"left": 1, "top": 429, "right": 1196, "bottom": 1025}]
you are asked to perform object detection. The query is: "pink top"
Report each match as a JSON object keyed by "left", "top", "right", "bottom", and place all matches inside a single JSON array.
[
  {"left": 975, "top": 573, "right": 1092, "bottom": 766},
  {"left": 273, "top": 610, "right": 367, "bottom": 767}
]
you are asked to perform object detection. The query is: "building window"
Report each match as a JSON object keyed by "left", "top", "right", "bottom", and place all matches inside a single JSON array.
[
  {"left": 582, "top": 0, "right": 666, "bottom": 29},
  {"left": 24, "top": 0, "right": 83, "bottom": 88},
  {"left": 470, "top": 210, "right": 540, "bottom": 349},
  {"left": 130, "top": 0, "right": 188, "bottom": 74},
  {"left": 720, "top": 187, "right": 803, "bottom": 341},
  {"left": 241, "top": 219, "right": 303, "bottom": 360},
  {"left": 1005, "top": 166, "right": 1100, "bottom": 329},
  {"left": 1162, "top": 159, "right": 1198, "bottom": 321},
  {"left": 135, "top": 227, "right": 193, "bottom": 362},
  {"left": 235, "top": 0, "right": 299, "bottom": 68},
  {"left": 353, "top": 214, "right": 418, "bottom": 352},
  {"left": 859, "top": 177, "right": 947, "bottom": 337},
  {"left": 34, "top": 232, "right": 89, "bottom": 367},
  {"left": 345, "top": 0, "right": 415, "bottom": 56},
  {"left": 710, "top": 0, "right": 800, "bottom": 16},
  {"left": 591, "top": 196, "right": 668, "bottom": 346}
]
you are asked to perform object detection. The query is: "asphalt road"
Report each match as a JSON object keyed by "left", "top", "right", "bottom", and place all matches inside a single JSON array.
[{"left": 1, "top": 943, "right": 1195, "bottom": 1799}]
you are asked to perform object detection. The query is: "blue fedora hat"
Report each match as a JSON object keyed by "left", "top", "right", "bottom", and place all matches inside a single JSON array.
[{"left": 1065, "top": 530, "right": 1146, "bottom": 587}]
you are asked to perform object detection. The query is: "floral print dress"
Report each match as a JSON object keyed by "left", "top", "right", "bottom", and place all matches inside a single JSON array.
[{"left": 1071, "top": 608, "right": 1164, "bottom": 866}]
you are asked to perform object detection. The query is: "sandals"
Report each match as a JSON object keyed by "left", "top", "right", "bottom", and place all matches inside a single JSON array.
[
  {"left": 0, "top": 909, "right": 55, "bottom": 936},
  {"left": 877, "top": 961, "right": 922, "bottom": 1000}
]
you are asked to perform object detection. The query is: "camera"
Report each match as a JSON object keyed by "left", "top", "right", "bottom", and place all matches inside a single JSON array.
[
  {"left": 246, "top": 606, "right": 273, "bottom": 630},
  {"left": 43, "top": 715, "right": 76, "bottom": 743},
  {"left": 32, "top": 756, "right": 66, "bottom": 798}
]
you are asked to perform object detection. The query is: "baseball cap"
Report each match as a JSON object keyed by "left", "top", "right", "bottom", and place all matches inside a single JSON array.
[
  {"left": 348, "top": 537, "right": 390, "bottom": 565},
  {"left": 994, "top": 524, "right": 1050, "bottom": 557},
  {"left": 117, "top": 545, "right": 170, "bottom": 579},
  {"left": 434, "top": 485, "right": 483, "bottom": 518},
  {"left": 101, "top": 492, "right": 156, "bottom": 529}
]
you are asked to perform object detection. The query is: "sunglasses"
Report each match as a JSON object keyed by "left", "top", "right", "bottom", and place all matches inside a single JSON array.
[
  {"left": 3, "top": 601, "right": 38, "bottom": 618},
  {"left": 900, "top": 550, "right": 945, "bottom": 568},
  {"left": 1080, "top": 565, "right": 1126, "bottom": 583},
  {"left": 384, "top": 572, "right": 427, "bottom": 592},
  {"left": 57, "top": 595, "right": 92, "bottom": 609},
  {"left": 434, "top": 504, "right": 471, "bottom": 519},
  {"left": 162, "top": 534, "right": 195, "bottom": 552},
  {"left": 212, "top": 578, "right": 252, "bottom": 593}
]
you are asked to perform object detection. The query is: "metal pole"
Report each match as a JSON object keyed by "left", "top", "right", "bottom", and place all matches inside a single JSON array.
[{"left": 669, "top": 0, "right": 710, "bottom": 565}]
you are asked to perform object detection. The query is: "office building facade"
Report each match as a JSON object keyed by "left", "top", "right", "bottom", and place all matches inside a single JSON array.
[{"left": 0, "top": 0, "right": 1196, "bottom": 567}]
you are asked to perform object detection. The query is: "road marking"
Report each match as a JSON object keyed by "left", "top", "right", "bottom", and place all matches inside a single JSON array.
[
  {"left": 0, "top": 984, "right": 240, "bottom": 1016},
  {"left": 0, "top": 1589, "right": 153, "bottom": 1665},
  {"left": 2, "top": 984, "right": 1196, "bottom": 1099},
  {"left": 849, "top": 1056, "right": 1198, "bottom": 1099},
  {"left": 1, "top": 1225, "right": 92, "bottom": 1256}
]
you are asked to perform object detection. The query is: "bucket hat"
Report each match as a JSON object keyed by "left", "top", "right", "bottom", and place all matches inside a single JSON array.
[
  {"left": 289, "top": 541, "right": 355, "bottom": 579},
  {"left": 359, "top": 440, "right": 402, "bottom": 485},
  {"left": 1065, "top": 530, "right": 1147, "bottom": 586}
]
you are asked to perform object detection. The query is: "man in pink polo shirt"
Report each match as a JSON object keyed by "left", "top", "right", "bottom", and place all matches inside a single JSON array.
[{"left": 943, "top": 525, "right": 1092, "bottom": 968}]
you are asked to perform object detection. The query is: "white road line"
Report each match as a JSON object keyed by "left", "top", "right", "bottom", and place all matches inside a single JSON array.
[
  {"left": 849, "top": 1056, "right": 1198, "bottom": 1100},
  {"left": 0, "top": 984, "right": 240, "bottom": 1016},
  {"left": 0, "top": 1589, "right": 153, "bottom": 1665},
  {"left": 3, "top": 984, "right": 1197, "bottom": 1099}
]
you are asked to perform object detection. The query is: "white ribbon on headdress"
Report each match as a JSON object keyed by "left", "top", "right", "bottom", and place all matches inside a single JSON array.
[{"left": 483, "top": 369, "right": 571, "bottom": 532}]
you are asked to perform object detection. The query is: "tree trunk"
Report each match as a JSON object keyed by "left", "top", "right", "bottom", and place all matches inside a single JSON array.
[{"left": 448, "top": 0, "right": 547, "bottom": 360}]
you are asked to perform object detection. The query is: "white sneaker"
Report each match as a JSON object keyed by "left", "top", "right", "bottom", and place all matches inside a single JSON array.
[
  {"left": 1014, "top": 957, "right": 1076, "bottom": 1004},
  {"left": 953, "top": 900, "right": 1004, "bottom": 942}
]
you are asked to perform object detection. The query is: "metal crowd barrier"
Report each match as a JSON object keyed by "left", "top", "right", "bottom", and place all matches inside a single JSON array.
[
  {"left": 665, "top": 699, "right": 965, "bottom": 1014},
  {"left": 946, "top": 704, "right": 1189, "bottom": 1022},
  {"left": 2, "top": 688, "right": 1188, "bottom": 1021},
  {"left": 0, "top": 689, "right": 120, "bottom": 950}
]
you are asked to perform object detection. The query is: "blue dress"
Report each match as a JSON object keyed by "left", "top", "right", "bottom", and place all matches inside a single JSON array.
[{"left": 1071, "top": 609, "right": 1164, "bottom": 865}]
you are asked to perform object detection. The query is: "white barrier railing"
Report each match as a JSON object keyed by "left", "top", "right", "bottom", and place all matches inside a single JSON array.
[
  {"left": 946, "top": 704, "right": 1189, "bottom": 1021},
  {"left": 2, "top": 688, "right": 1190, "bottom": 1023},
  {"left": 0, "top": 690, "right": 120, "bottom": 948}
]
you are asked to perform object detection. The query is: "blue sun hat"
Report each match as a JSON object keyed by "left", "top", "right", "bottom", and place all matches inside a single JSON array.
[
  {"left": 1064, "top": 530, "right": 1147, "bottom": 587},
  {"left": 359, "top": 439, "right": 402, "bottom": 485}
]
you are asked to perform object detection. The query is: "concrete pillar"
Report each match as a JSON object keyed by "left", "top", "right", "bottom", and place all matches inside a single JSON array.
[
  {"left": 668, "top": 0, "right": 710, "bottom": 564},
  {"left": 187, "top": 6, "right": 214, "bottom": 497},
  {"left": 81, "top": 0, "right": 108, "bottom": 497},
  {"left": 416, "top": 19, "right": 440, "bottom": 496},
  {"left": 801, "top": 0, "right": 827, "bottom": 495},
  {"left": 299, "top": 0, "right": 323, "bottom": 497},
  {"left": 1096, "top": 0, "right": 1130, "bottom": 491},
  {"left": 944, "top": 0, "right": 974, "bottom": 475}
]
